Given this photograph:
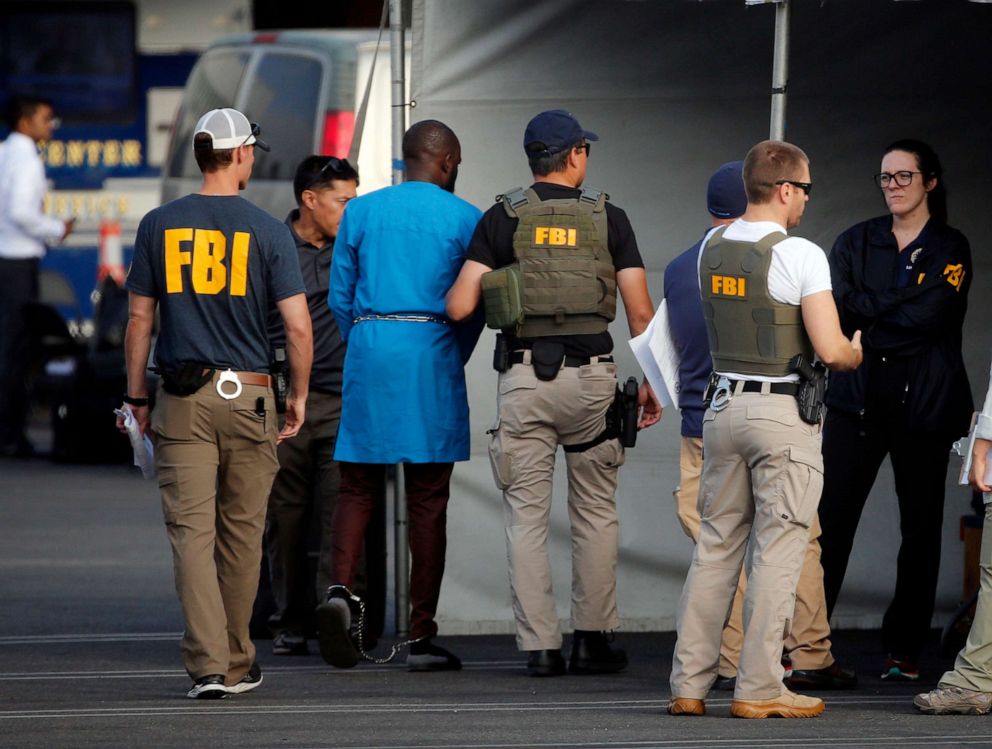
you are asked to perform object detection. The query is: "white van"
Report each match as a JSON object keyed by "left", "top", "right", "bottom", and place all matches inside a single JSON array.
[{"left": 162, "top": 29, "right": 405, "bottom": 220}]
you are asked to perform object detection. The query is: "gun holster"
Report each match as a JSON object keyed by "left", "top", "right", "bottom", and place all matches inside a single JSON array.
[
  {"left": 493, "top": 334, "right": 510, "bottom": 373},
  {"left": 620, "top": 376, "right": 639, "bottom": 448},
  {"left": 270, "top": 347, "right": 288, "bottom": 414},
  {"left": 563, "top": 375, "right": 638, "bottom": 453},
  {"left": 789, "top": 353, "right": 827, "bottom": 425}
]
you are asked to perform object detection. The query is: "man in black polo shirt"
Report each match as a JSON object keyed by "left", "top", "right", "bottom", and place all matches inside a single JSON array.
[
  {"left": 446, "top": 109, "right": 660, "bottom": 676},
  {"left": 264, "top": 156, "right": 358, "bottom": 656}
]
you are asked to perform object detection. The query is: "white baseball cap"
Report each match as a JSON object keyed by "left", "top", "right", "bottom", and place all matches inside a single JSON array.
[{"left": 192, "top": 108, "right": 270, "bottom": 152}]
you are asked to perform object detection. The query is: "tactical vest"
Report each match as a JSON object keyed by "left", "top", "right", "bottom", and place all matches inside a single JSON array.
[
  {"left": 480, "top": 186, "right": 616, "bottom": 338},
  {"left": 700, "top": 226, "right": 813, "bottom": 377}
]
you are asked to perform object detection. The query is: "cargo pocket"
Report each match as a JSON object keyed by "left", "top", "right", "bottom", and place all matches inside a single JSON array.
[
  {"left": 157, "top": 466, "right": 180, "bottom": 525},
  {"left": 778, "top": 445, "right": 823, "bottom": 529},
  {"left": 487, "top": 416, "right": 512, "bottom": 490}
]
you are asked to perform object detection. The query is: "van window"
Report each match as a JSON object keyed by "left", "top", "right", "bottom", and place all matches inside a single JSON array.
[
  {"left": 167, "top": 49, "right": 250, "bottom": 179},
  {"left": 242, "top": 53, "right": 323, "bottom": 181}
]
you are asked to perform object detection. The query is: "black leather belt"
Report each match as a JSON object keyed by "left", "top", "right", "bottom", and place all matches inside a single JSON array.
[
  {"left": 509, "top": 352, "right": 613, "bottom": 367},
  {"left": 734, "top": 380, "right": 799, "bottom": 396}
]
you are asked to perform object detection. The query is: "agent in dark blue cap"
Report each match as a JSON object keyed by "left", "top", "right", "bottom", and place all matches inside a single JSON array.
[
  {"left": 662, "top": 160, "right": 856, "bottom": 696},
  {"left": 446, "top": 109, "right": 661, "bottom": 677}
]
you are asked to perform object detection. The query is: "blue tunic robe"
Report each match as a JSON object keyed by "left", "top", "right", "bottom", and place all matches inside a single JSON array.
[{"left": 329, "top": 181, "right": 483, "bottom": 463}]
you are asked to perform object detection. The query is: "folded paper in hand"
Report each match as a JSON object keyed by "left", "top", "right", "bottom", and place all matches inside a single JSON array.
[
  {"left": 957, "top": 412, "right": 992, "bottom": 487},
  {"left": 114, "top": 407, "right": 155, "bottom": 479},
  {"left": 628, "top": 299, "right": 679, "bottom": 409}
]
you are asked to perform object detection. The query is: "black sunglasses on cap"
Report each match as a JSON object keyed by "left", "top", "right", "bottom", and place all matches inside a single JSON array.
[{"left": 240, "top": 122, "right": 271, "bottom": 152}]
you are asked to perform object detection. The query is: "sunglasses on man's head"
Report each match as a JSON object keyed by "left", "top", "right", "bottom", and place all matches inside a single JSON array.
[{"left": 305, "top": 157, "right": 352, "bottom": 190}]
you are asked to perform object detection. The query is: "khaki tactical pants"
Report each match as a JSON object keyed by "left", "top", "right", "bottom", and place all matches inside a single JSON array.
[
  {"left": 675, "top": 436, "right": 834, "bottom": 674},
  {"left": 488, "top": 358, "right": 624, "bottom": 651},
  {"left": 940, "top": 499, "right": 992, "bottom": 693},
  {"left": 671, "top": 390, "right": 823, "bottom": 700},
  {"left": 152, "top": 372, "right": 279, "bottom": 685}
]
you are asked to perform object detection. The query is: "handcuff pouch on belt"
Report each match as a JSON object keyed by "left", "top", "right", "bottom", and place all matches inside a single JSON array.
[
  {"left": 160, "top": 362, "right": 214, "bottom": 397},
  {"left": 530, "top": 340, "right": 566, "bottom": 381}
]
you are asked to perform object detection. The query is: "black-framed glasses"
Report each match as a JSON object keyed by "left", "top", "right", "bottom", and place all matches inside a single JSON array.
[
  {"left": 305, "top": 156, "right": 353, "bottom": 191},
  {"left": 574, "top": 142, "right": 591, "bottom": 156},
  {"left": 873, "top": 171, "right": 922, "bottom": 189},
  {"left": 776, "top": 179, "right": 812, "bottom": 197}
]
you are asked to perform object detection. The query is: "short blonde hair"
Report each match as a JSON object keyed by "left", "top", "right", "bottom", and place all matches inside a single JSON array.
[{"left": 743, "top": 140, "right": 809, "bottom": 204}]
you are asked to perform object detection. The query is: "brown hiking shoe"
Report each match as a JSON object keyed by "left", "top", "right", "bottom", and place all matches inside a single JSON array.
[
  {"left": 731, "top": 689, "right": 824, "bottom": 719},
  {"left": 668, "top": 697, "right": 705, "bottom": 716}
]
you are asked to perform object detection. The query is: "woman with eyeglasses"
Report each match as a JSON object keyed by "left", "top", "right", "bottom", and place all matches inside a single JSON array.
[{"left": 817, "top": 139, "right": 973, "bottom": 682}]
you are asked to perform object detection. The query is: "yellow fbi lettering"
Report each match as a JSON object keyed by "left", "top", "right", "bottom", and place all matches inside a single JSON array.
[
  {"left": 534, "top": 226, "right": 578, "bottom": 246},
  {"left": 943, "top": 263, "right": 965, "bottom": 291},
  {"left": 711, "top": 274, "right": 747, "bottom": 298},
  {"left": 164, "top": 228, "right": 251, "bottom": 296}
]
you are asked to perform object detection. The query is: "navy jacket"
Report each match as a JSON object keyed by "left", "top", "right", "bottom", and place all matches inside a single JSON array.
[
  {"left": 826, "top": 215, "right": 972, "bottom": 437},
  {"left": 663, "top": 234, "right": 711, "bottom": 438}
]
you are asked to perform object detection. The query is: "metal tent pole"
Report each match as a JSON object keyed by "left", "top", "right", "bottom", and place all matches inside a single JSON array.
[
  {"left": 390, "top": 0, "right": 406, "bottom": 187},
  {"left": 388, "top": 0, "right": 410, "bottom": 639},
  {"left": 769, "top": 0, "right": 790, "bottom": 140}
]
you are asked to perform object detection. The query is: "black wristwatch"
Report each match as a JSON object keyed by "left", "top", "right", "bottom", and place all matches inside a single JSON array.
[{"left": 122, "top": 394, "right": 150, "bottom": 407}]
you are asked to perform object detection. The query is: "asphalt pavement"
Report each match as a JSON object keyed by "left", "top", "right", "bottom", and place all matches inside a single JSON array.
[{"left": 2, "top": 453, "right": 990, "bottom": 749}]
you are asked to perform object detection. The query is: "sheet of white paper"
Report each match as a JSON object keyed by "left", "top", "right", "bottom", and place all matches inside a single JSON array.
[
  {"left": 628, "top": 299, "right": 680, "bottom": 409},
  {"left": 114, "top": 407, "right": 156, "bottom": 479},
  {"left": 957, "top": 413, "right": 992, "bottom": 487}
]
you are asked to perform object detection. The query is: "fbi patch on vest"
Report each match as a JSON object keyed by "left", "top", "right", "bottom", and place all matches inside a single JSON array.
[{"left": 710, "top": 274, "right": 747, "bottom": 298}]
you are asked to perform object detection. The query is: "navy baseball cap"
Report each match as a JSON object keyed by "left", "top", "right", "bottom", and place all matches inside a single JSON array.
[
  {"left": 523, "top": 109, "right": 599, "bottom": 157},
  {"left": 707, "top": 160, "right": 747, "bottom": 218}
]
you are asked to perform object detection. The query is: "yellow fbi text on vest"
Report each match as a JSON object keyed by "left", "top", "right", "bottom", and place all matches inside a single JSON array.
[
  {"left": 533, "top": 226, "right": 578, "bottom": 247},
  {"left": 709, "top": 273, "right": 747, "bottom": 298},
  {"left": 164, "top": 228, "right": 251, "bottom": 296}
]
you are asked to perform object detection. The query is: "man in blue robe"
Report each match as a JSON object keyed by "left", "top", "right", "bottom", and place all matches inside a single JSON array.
[{"left": 319, "top": 120, "right": 482, "bottom": 671}]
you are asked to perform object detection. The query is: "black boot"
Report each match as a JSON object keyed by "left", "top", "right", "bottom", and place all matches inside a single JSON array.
[
  {"left": 568, "top": 630, "right": 627, "bottom": 674},
  {"left": 526, "top": 648, "right": 566, "bottom": 677}
]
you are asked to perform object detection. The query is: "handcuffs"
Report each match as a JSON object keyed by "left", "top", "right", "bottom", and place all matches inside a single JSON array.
[
  {"left": 707, "top": 374, "right": 733, "bottom": 412},
  {"left": 216, "top": 369, "right": 242, "bottom": 400}
]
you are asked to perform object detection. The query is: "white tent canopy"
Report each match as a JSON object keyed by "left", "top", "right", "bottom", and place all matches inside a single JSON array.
[{"left": 408, "top": 0, "right": 992, "bottom": 634}]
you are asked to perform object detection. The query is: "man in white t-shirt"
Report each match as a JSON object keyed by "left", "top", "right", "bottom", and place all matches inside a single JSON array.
[{"left": 668, "top": 140, "right": 862, "bottom": 719}]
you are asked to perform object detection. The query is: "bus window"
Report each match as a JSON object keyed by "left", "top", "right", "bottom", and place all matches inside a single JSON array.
[
  {"left": 167, "top": 49, "right": 250, "bottom": 180},
  {"left": 241, "top": 53, "right": 323, "bottom": 181}
]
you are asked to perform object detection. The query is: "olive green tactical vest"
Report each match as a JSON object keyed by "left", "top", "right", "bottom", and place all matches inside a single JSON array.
[
  {"left": 479, "top": 186, "right": 616, "bottom": 338},
  {"left": 700, "top": 226, "right": 813, "bottom": 377}
]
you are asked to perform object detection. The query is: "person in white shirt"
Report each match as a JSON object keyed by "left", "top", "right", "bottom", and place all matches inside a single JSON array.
[
  {"left": 0, "top": 95, "right": 73, "bottom": 456},
  {"left": 668, "top": 140, "right": 861, "bottom": 720}
]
